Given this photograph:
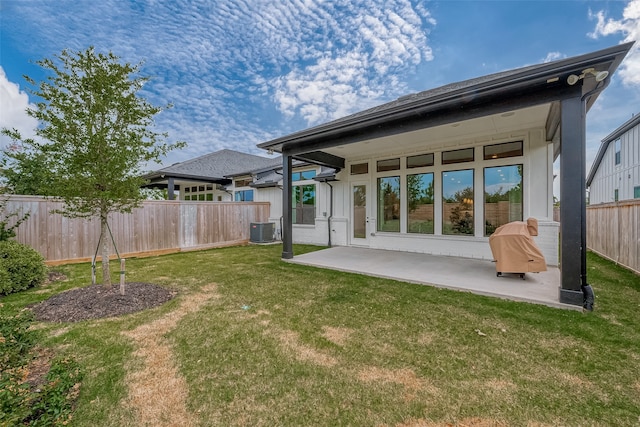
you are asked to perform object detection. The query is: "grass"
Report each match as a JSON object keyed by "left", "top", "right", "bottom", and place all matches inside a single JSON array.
[{"left": 1, "top": 245, "right": 639, "bottom": 426}]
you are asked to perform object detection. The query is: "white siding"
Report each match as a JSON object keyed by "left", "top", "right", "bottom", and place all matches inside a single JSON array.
[
  {"left": 254, "top": 128, "right": 559, "bottom": 266},
  {"left": 589, "top": 120, "right": 640, "bottom": 204}
]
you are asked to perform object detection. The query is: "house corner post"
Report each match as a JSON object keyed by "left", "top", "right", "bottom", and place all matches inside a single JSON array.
[
  {"left": 168, "top": 177, "right": 176, "bottom": 200},
  {"left": 282, "top": 152, "right": 293, "bottom": 259},
  {"left": 559, "top": 95, "right": 586, "bottom": 306}
]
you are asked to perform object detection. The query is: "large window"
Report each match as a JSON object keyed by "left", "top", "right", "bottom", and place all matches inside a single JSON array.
[
  {"left": 484, "top": 165, "right": 522, "bottom": 235},
  {"left": 442, "top": 169, "right": 474, "bottom": 235},
  {"left": 293, "top": 184, "right": 315, "bottom": 225},
  {"left": 407, "top": 173, "right": 434, "bottom": 234},
  {"left": 377, "top": 176, "right": 400, "bottom": 232},
  {"left": 235, "top": 190, "right": 254, "bottom": 201}
]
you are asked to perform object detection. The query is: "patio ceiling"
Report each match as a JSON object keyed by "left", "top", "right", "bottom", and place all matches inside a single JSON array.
[{"left": 322, "top": 103, "right": 552, "bottom": 159}]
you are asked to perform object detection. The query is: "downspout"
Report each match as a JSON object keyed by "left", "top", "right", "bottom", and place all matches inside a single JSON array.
[
  {"left": 275, "top": 169, "right": 284, "bottom": 241},
  {"left": 326, "top": 181, "right": 333, "bottom": 247},
  {"left": 578, "top": 77, "right": 610, "bottom": 311}
]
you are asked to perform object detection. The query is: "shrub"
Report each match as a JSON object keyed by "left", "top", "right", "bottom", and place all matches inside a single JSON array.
[
  {"left": 0, "top": 311, "right": 84, "bottom": 426},
  {"left": 0, "top": 240, "right": 47, "bottom": 295}
]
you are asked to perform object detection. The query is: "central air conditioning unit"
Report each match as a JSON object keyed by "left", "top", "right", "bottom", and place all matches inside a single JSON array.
[{"left": 250, "top": 222, "right": 275, "bottom": 243}]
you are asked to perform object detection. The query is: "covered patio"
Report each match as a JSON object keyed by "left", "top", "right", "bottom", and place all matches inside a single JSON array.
[{"left": 288, "top": 246, "right": 577, "bottom": 310}]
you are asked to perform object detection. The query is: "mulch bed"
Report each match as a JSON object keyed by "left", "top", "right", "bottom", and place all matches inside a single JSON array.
[{"left": 30, "top": 282, "right": 177, "bottom": 322}]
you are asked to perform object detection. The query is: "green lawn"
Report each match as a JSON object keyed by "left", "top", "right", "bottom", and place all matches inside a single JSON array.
[{"left": 2, "top": 245, "right": 639, "bottom": 426}]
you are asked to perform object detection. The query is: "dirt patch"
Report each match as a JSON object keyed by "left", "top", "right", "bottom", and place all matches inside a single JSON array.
[
  {"left": 122, "top": 283, "right": 219, "bottom": 427},
  {"left": 29, "top": 283, "right": 176, "bottom": 322},
  {"left": 321, "top": 326, "right": 353, "bottom": 346},
  {"left": 270, "top": 329, "right": 338, "bottom": 367},
  {"left": 394, "top": 418, "right": 510, "bottom": 427},
  {"left": 358, "top": 366, "right": 438, "bottom": 401},
  {"left": 44, "top": 271, "right": 68, "bottom": 285}
]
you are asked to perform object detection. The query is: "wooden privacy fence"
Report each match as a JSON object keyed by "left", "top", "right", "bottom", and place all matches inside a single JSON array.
[
  {"left": 587, "top": 199, "right": 640, "bottom": 274},
  {"left": 3, "top": 195, "right": 270, "bottom": 264}
]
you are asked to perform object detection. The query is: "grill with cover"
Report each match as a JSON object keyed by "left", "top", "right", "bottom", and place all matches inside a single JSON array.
[{"left": 488, "top": 218, "right": 547, "bottom": 279}]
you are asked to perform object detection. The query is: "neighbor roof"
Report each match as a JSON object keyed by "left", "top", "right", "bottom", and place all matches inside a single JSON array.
[
  {"left": 587, "top": 112, "right": 640, "bottom": 187},
  {"left": 143, "top": 149, "right": 279, "bottom": 184}
]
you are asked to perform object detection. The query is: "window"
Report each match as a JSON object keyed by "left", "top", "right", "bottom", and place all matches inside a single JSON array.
[
  {"left": 614, "top": 189, "right": 619, "bottom": 202},
  {"left": 292, "top": 170, "right": 316, "bottom": 181},
  {"left": 407, "top": 173, "right": 434, "bottom": 234},
  {"left": 351, "top": 163, "right": 368, "bottom": 175},
  {"left": 442, "top": 169, "right": 474, "bottom": 235},
  {"left": 293, "top": 184, "right": 315, "bottom": 224},
  {"left": 235, "top": 190, "right": 254, "bottom": 201},
  {"left": 484, "top": 141, "right": 523, "bottom": 160},
  {"left": 635, "top": 186, "right": 640, "bottom": 199},
  {"left": 442, "top": 148, "right": 474, "bottom": 165},
  {"left": 484, "top": 165, "right": 523, "bottom": 236},
  {"left": 235, "top": 177, "right": 252, "bottom": 187},
  {"left": 184, "top": 195, "right": 191, "bottom": 200},
  {"left": 614, "top": 138, "right": 621, "bottom": 165},
  {"left": 407, "top": 153, "right": 434, "bottom": 168},
  {"left": 377, "top": 176, "right": 400, "bottom": 232},
  {"left": 377, "top": 158, "right": 400, "bottom": 172}
]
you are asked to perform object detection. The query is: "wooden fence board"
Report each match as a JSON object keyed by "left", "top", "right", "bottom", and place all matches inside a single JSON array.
[
  {"left": 3, "top": 196, "right": 270, "bottom": 264},
  {"left": 587, "top": 200, "right": 640, "bottom": 274}
]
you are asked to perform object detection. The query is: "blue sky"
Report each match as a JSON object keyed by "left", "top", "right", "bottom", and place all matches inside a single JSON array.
[{"left": 1, "top": 0, "right": 639, "bottom": 177}]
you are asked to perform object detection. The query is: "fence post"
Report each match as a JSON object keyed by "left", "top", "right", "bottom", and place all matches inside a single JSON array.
[{"left": 120, "top": 258, "right": 125, "bottom": 295}]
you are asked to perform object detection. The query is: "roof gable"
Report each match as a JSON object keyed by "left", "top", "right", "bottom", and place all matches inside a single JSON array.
[{"left": 148, "top": 149, "right": 279, "bottom": 180}]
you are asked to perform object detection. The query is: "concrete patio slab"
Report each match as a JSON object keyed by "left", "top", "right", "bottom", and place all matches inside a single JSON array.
[{"left": 287, "top": 246, "right": 580, "bottom": 310}]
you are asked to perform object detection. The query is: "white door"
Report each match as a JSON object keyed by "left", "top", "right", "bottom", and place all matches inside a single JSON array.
[{"left": 351, "top": 182, "right": 370, "bottom": 246}]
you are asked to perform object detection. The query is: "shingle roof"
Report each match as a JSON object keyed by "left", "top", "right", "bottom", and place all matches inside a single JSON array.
[
  {"left": 147, "top": 149, "right": 279, "bottom": 180},
  {"left": 258, "top": 42, "right": 634, "bottom": 153}
]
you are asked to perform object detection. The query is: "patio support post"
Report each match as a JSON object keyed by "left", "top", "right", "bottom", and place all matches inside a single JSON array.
[
  {"left": 167, "top": 177, "right": 175, "bottom": 200},
  {"left": 559, "top": 94, "right": 586, "bottom": 306},
  {"left": 282, "top": 152, "right": 293, "bottom": 259}
]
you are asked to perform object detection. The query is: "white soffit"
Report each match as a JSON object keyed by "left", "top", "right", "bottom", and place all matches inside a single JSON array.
[{"left": 327, "top": 103, "right": 551, "bottom": 158}]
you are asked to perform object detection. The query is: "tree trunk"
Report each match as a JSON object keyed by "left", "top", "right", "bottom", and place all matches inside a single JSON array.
[{"left": 100, "top": 214, "right": 111, "bottom": 287}]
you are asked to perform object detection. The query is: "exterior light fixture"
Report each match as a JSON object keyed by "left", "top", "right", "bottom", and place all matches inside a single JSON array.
[{"left": 567, "top": 68, "right": 609, "bottom": 85}]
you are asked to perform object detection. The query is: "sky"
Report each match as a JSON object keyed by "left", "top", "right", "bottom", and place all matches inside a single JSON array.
[{"left": 1, "top": 0, "right": 639, "bottom": 182}]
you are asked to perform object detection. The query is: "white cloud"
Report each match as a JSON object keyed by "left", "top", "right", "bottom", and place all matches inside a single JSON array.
[
  {"left": 543, "top": 52, "right": 565, "bottom": 63},
  {"left": 1, "top": 0, "right": 436, "bottom": 165},
  {"left": 0, "top": 67, "right": 38, "bottom": 147},
  {"left": 269, "top": 0, "right": 437, "bottom": 125},
  {"left": 589, "top": 0, "right": 640, "bottom": 85}
]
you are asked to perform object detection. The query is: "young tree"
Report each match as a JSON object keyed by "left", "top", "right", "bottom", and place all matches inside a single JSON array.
[
  {"left": 0, "top": 145, "right": 53, "bottom": 195},
  {"left": 1, "top": 47, "right": 185, "bottom": 286}
]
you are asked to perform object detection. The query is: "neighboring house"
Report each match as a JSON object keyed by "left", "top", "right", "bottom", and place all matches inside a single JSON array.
[
  {"left": 142, "top": 149, "right": 279, "bottom": 200},
  {"left": 251, "top": 42, "right": 633, "bottom": 307},
  {"left": 227, "top": 160, "right": 338, "bottom": 241},
  {"left": 586, "top": 113, "right": 640, "bottom": 204}
]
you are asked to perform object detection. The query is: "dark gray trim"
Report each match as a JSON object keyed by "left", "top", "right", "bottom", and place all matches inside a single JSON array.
[
  {"left": 559, "top": 95, "right": 585, "bottom": 301},
  {"left": 282, "top": 154, "right": 293, "bottom": 259},
  {"left": 261, "top": 42, "right": 633, "bottom": 154},
  {"left": 168, "top": 177, "right": 176, "bottom": 201},
  {"left": 293, "top": 151, "right": 345, "bottom": 170},
  {"left": 144, "top": 172, "right": 230, "bottom": 184}
]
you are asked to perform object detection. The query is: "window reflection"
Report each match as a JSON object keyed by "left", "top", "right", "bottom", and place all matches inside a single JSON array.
[
  {"left": 407, "top": 173, "right": 434, "bottom": 234},
  {"left": 442, "top": 170, "right": 474, "bottom": 235},
  {"left": 484, "top": 165, "right": 522, "bottom": 235},
  {"left": 377, "top": 177, "right": 400, "bottom": 232}
]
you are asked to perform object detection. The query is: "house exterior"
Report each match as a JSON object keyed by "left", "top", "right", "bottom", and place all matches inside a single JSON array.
[
  {"left": 142, "top": 149, "right": 280, "bottom": 200},
  {"left": 587, "top": 113, "right": 640, "bottom": 204},
  {"left": 252, "top": 42, "right": 633, "bottom": 307}
]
